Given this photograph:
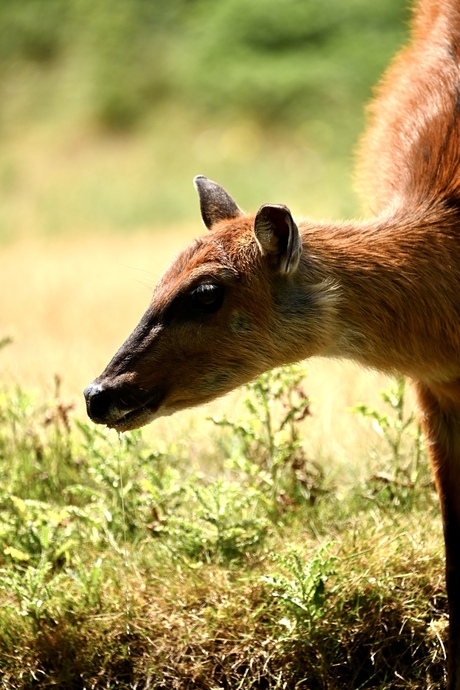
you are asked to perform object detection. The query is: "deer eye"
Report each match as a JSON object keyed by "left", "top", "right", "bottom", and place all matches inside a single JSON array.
[{"left": 189, "top": 283, "right": 225, "bottom": 313}]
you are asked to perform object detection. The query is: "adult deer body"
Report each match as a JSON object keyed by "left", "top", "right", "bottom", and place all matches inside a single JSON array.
[{"left": 84, "top": 1, "right": 460, "bottom": 686}]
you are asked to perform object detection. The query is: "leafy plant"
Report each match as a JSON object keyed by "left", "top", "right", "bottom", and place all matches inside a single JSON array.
[
  {"left": 167, "top": 478, "right": 268, "bottom": 564},
  {"left": 351, "top": 375, "right": 430, "bottom": 504},
  {"left": 1, "top": 495, "right": 84, "bottom": 568},
  {"left": 0, "top": 558, "right": 68, "bottom": 630},
  {"left": 210, "top": 364, "right": 326, "bottom": 514},
  {"left": 262, "top": 543, "right": 337, "bottom": 634}
]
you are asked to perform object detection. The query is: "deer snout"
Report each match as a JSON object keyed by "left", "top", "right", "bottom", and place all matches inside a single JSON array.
[
  {"left": 84, "top": 382, "right": 114, "bottom": 424},
  {"left": 84, "top": 379, "right": 165, "bottom": 431}
]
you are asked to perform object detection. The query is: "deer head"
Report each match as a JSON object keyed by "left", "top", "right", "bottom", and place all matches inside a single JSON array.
[{"left": 83, "top": 176, "right": 334, "bottom": 431}]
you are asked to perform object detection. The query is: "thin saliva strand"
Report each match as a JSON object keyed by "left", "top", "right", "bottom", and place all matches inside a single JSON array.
[{"left": 117, "top": 431, "right": 132, "bottom": 647}]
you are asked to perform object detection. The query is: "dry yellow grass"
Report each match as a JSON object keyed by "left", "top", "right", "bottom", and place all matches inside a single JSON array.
[
  {"left": 0, "top": 229, "right": 196, "bottom": 404},
  {"left": 0, "top": 230, "right": 397, "bottom": 477}
]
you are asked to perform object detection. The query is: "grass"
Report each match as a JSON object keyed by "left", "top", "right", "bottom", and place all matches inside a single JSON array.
[{"left": 0, "top": 366, "right": 447, "bottom": 689}]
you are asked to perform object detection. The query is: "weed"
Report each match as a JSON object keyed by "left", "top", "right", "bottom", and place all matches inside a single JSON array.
[
  {"left": 167, "top": 478, "right": 269, "bottom": 564},
  {"left": 262, "top": 543, "right": 337, "bottom": 634},
  {"left": 0, "top": 558, "right": 70, "bottom": 632},
  {"left": 210, "top": 364, "right": 326, "bottom": 516},
  {"left": 352, "top": 375, "right": 431, "bottom": 506}
]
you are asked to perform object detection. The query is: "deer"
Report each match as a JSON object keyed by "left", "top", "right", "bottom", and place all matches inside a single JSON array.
[{"left": 84, "top": 0, "right": 460, "bottom": 686}]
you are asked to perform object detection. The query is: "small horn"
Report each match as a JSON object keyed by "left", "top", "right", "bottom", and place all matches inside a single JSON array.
[{"left": 194, "top": 175, "right": 243, "bottom": 230}]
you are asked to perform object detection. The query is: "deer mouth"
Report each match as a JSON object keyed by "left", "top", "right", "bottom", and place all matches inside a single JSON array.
[
  {"left": 108, "top": 402, "right": 160, "bottom": 432},
  {"left": 109, "top": 388, "right": 166, "bottom": 432},
  {"left": 84, "top": 382, "right": 165, "bottom": 432}
]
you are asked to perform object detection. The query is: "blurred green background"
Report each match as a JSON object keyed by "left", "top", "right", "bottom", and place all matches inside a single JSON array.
[{"left": 0, "top": 0, "right": 411, "bottom": 241}]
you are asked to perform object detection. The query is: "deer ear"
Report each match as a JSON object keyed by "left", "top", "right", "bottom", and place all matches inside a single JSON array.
[
  {"left": 194, "top": 175, "right": 243, "bottom": 230},
  {"left": 254, "top": 204, "right": 302, "bottom": 274}
]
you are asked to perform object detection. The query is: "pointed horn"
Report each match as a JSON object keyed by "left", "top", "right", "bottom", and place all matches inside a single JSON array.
[{"left": 194, "top": 175, "right": 243, "bottom": 230}]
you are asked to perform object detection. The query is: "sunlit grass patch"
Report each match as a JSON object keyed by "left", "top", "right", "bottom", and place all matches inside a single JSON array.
[{"left": 0, "top": 371, "right": 447, "bottom": 689}]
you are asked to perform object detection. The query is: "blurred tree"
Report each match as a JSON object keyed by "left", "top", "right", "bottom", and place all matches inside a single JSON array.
[
  {"left": 173, "top": 0, "right": 408, "bottom": 131},
  {"left": 0, "top": 0, "right": 68, "bottom": 63},
  {"left": 0, "top": 0, "right": 409, "bottom": 132}
]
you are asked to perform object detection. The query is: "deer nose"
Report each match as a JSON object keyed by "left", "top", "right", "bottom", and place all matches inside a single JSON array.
[{"left": 84, "top": 382, "right": 112, "bottom": 422}]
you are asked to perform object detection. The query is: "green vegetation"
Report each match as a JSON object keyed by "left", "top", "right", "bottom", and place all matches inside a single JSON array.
[
  {"left": 0, "top": 367, "right": 447, "bottom": 689},
  {"left": 0, "top": 0, "right": 409, "bottom": 131},
  {"left": 352, "top": 375, "right": 432, "bottom": 507},
  {"left": 0, "top": 0, "right": 411, "bottom": 239}
]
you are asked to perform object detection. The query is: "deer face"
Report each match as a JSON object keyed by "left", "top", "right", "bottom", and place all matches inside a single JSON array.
[{"left": 84, "top": 176, "right": 305, "bottom": 431}]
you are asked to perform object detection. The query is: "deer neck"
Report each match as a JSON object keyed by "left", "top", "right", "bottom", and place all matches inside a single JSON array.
[{"left": 294, "top": 204, "right": 460, "bottom": 381}]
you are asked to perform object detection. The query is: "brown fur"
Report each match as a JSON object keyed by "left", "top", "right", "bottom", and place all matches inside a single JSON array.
[{"left": 84, "top": 2, "right": 460, "bottom": 686}]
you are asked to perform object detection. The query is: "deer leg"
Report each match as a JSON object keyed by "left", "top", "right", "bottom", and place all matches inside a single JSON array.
[{"left": 415, "top": 381, "right": 460, "bottom": 690}]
